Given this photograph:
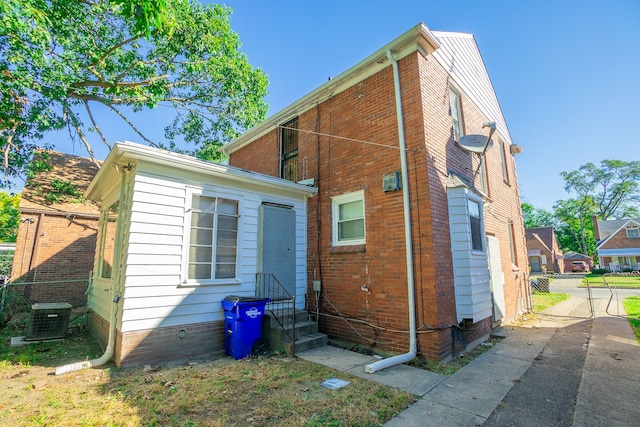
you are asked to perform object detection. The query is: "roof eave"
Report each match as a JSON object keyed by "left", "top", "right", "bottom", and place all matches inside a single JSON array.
[
  {"left": 86, "top": 142, "right": 317, "bottom": 202},
  {"left": 221, "top": 22, "right": 441, "bottom": 155}
]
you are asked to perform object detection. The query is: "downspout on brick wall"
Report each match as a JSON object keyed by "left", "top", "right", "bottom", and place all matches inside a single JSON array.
[{"left": 365, "top": 49, "right": 417, "bottom": 373}]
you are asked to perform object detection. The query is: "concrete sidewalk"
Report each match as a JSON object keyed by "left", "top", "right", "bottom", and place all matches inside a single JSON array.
[{"left": 297, "top": 314, "right": 640, "bottom": 426}]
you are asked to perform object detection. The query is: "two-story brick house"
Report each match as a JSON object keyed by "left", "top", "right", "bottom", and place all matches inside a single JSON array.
[
  {"left": 593, "top": 216, "right": 640, "bottom": 271},
  {"left": 525, "top": 227, "right": 564, "bottom": 274},
  {"left": 223, "top": 23, "right": 529, "bottom": 363}
]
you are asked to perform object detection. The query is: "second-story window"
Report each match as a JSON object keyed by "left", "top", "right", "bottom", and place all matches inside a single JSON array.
[
  {"left": 280, "top": 117, "right": 299, "bottom": 182},
  {"left": 449, "top": 87, "right": 463, "bottom": 141}
]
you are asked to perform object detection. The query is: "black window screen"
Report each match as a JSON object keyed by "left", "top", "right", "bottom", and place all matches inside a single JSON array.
[{"left": 281, "top": 118, "right": 299, "bottom": 181}]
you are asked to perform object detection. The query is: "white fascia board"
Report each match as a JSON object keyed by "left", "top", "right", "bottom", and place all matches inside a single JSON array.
[
  {"left": 86, "top": 142, "right": 317, "bottom": 202},
  {"left": 221, "top": 22, "right": 441, "bottom": 155}
]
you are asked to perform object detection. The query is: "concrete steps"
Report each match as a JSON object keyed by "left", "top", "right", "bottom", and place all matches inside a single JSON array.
[{"left": 262, "top": 309, "right": 327, "bottom": 355}]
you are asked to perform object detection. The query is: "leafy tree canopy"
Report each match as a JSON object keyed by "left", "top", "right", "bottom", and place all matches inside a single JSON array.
[
  {"left": 0, "top": 192, "right": 20, "bottom": 242},
  {"left": 0, "top": 0, "right": 268, "bottom": 186},
  {"left": 561, "top": 160, "right": 640, "bottom": 220},
  {"left": 522, "top": 202, "right": 555, "bottom": 229}
]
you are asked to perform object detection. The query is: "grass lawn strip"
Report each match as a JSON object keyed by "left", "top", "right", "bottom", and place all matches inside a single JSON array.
[
  {"left": 622, "top": 296, "right": 640, "bottom": 344},
  {"left": 581, "top": 274, "right": 640, "bottom": 289},
  {"left": 1, "top": 328, "right": 414, "bottom": 427},
  {"left": 531, "top": 292, "right": 569, "bottom": 312}
]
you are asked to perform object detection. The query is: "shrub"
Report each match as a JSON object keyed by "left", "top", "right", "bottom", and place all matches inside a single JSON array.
[{"left": 591, "top": 268, "right": 610, "bottom": 275}]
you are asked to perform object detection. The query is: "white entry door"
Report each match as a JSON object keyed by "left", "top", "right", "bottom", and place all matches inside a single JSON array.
[{"left": 486, "top": 236, "right": 506, "bottom": 322}]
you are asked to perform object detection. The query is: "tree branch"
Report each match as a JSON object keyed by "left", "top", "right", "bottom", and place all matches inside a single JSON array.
[
  {"left": 72, "top": 75, "right": 169, "bottom": 89},
  {"left": 84, "top": 100, "right": 111, "bottom": 150},
  {"left": 89, "top": 35, "right": 142, "bottom": 68},
  {"left": 106, "top": 105, "right": 157, "bottom": 146}
]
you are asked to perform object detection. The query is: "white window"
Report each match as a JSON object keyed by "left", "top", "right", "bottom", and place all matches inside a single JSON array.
[
  {"left": 99, "top": 200, "right": 119, "bottom": 279},
  {"left": 449, "top": 87, "right": 463, "bottom": 141},
  {"left": 508, "top": 220, "right": 517, "bottom": 266},
  {"left": 332, "top": 191, "right": 365, "bottom": 246},
  {"left": 186, "top": 194, "right": 239, "bottom": 283},
  {"left": 499, "top": 140, "right": 510, "bottom": 183},
  {"left": 478, "top": 155, "right": 488, "bottom": 195},
  {"left": 626, "top": 228, "right": 640, "bottom": 238},
  {"left": 469, "top": 199, "right": 483, "bottom": 252}
]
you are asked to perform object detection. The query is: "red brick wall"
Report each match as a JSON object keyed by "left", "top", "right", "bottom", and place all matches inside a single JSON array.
[
  {"left": 230, "top": 50, "right": 527, "bottom": 360},
  {"left": 11, "top": 212, "right": 98, "bottom": 307},
  {"left": 600, "top": 229, "right": 640, "bottom": 250},
  {"left": 89, "top": 310, "right": 225, "bottom": 367}
]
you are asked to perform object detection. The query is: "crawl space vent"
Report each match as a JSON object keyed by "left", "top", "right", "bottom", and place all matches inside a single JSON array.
[{"left": 26, "top": 302, "right": 72, "bottom": 341}]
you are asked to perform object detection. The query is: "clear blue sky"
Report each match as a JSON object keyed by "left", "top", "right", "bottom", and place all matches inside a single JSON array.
[{"left": 47, "top": 0, "right": 640, "bottom": 211}]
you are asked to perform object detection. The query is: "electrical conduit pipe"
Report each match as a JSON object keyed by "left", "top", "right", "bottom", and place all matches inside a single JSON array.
[{"left": 365, "top": 50, "right": 417, "bottom": 373}]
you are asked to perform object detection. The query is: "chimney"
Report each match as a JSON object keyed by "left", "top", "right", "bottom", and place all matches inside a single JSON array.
[{"left": 592, "top": 215, "right": 600, "bottom": 241}]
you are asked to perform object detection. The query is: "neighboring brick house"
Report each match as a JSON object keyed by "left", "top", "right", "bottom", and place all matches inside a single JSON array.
[
  {"left": 222, "top": 23, "right": 529, "bottom": 362},
  {"left": 525, "top": 227, "right": 564, "bottom": 274},
  {"left": 10, "top": 151, "right": 100, "bottom": 307},
  {"left": 593, "top": 216, "right": 640, "bottom": 271}
]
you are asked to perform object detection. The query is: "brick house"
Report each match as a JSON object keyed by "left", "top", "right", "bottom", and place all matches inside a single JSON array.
[
  {"left": 593, "top": 216, "right": 640, "bottom": 271},
  {"left": 10, "top": 151, "right": 100, "bottom": 307},
  {"left": 525, "top": 227, "right": 564, "bottom": 274},
  {"left": 222, "top": 23, "right": 530, "bottom": 362}
]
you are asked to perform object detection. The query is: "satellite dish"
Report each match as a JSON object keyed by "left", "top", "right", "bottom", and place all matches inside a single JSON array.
[{"left": 458, "top": 134, "right": 493, "bottom": 154}]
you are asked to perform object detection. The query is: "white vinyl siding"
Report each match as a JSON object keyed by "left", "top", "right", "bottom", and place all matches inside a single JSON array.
[
  {"left": 114, "top": 172, "right": 309, "bottom": 334},
  {"left": 447, "top": 186, "right": 492, "bottom": 323}
]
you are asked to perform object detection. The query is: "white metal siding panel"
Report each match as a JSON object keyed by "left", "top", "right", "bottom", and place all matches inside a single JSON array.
[
  {"left": 447, "top": 186, "right": 492, "bottom": 322},
  {"left": 432, "top": 32, "right": 512, "bottom": 145},
  {"left": 119, "top": 171, "right": 310, "bottom": 332}
]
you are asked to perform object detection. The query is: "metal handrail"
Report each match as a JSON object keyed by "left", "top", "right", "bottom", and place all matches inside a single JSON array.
[{"left": 255, "top": 273, "right": 296, "bottom": 356}]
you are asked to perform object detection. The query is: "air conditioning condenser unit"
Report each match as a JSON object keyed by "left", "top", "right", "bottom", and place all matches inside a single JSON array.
[{"left": 26, "top": 302, "right": 73, "bottom": 341}]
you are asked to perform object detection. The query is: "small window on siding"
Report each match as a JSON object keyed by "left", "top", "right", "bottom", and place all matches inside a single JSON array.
[
  {"left": 187, "top": 195, "right": 239, "bottom": 282},
  {"left": 449, "top": 87, "right": 464, "bottom": 141},
  {"left": 626, "top": 228, "right": 640, "bottom": 238},
  {"left": 99, "top": 201, "right": 119, "bottom": 279},
  {"left": 508, "top": 220, "right": 518, "bottom": 266},
  {"left": 332, "top": 191, "right": 365, "bottom": 246},
  {"left": 469, "top": 200, "right": 483, "bottom": 251}
]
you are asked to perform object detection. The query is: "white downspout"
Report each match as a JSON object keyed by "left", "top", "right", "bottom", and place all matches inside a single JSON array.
[
  {"left": 55, "top": 168, "right": 129, "bottom": 375},
  {"left": 365, "top": 50, "right": 417, "bottom": 373}
]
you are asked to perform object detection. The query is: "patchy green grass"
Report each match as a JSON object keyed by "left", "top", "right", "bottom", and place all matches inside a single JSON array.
[
  {"left": 1, "top": 327, "right": 415, "bottom": 426},
  {"left": 532, "top": 292, "right": 569, "bottom": 312},
  {"left": 582, "top": 274, "right": 640, "bottom": 288},
  {"left": 622, "top": 296, "right": 640, "bottom": 344}
]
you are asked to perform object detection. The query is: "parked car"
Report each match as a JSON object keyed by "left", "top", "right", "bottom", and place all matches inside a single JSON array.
[{"left": 571, "top": 261, "right": 589, "bottom": 272}]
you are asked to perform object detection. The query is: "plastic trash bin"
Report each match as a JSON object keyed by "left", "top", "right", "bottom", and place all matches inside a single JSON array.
[{"left": 222, "top": 296, "right": 270, "bottom": 360}]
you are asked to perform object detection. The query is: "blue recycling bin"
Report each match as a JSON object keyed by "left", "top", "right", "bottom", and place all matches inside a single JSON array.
[{"left": 222, "top": 296, "right": 270, "bottom": 360}]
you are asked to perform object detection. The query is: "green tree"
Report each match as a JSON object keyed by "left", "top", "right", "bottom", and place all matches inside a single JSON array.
[
  {"left": 0, "top": 192, "right": 20, "bottom": 242},
  {"left": 521, "top": 202, "right": 555, "bottom": 229},
  {"left": 561, "top": 160, "right": 640, "bottom": 220},
  {"left": 553, "top": 198, "right": 597, "bottom": 256},
  {"left": 0, "top": 0, "right": 268, "bottom": 185}
]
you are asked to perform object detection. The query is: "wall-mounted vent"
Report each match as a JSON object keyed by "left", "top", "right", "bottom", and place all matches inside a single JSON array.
[
  {"left": 26, "top": 303, "right": 72, "bottom": 341},
  {"left": 383, "top": 171, "right": 402, "bottom": 192}
]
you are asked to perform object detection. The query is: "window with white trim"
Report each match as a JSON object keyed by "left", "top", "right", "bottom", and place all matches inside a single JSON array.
[
  {"left": 186, "top": 194, "right": 239, "bottom": 282},
  {"left": 469, "top": 199, "right": 483, "bottom": 252},
  {"left": 499, "top": 140, "right": 510, "bottom": 184},
  {"left": 508, "top": 220, "right": 518, "bottom": 266},
  {"left": 449, "top": 87, "right": 463, "bottom": 141},
  {"left": 99, "top": 200, "right": 119, "bottom": 279},
  {"left": 332, "top": 191, "right": 365, "bottom": 246},
  {"left": 626, "top": 228, "right": 640, "bottom": 238}
]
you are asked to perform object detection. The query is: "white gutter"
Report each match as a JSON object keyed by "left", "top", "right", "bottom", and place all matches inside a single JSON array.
[
  {"left": 55, "top": 169, "right": 129, "bottom": 375},
  {"left": 365, "top": 50, "right": 417, "bottom": 373}
]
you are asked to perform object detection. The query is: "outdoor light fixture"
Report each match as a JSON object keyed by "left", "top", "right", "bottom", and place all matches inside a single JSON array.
[{"left": 510, "top": 144, "right": 524, "bottom": 155}]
